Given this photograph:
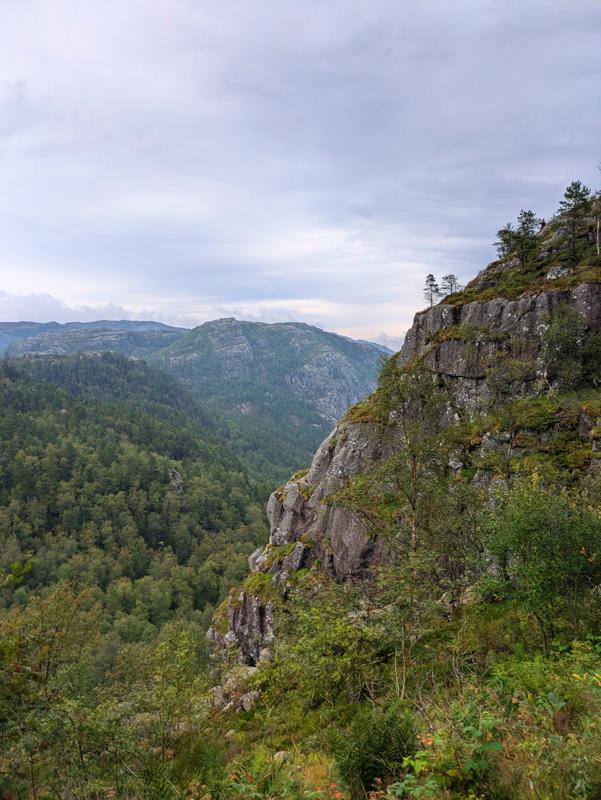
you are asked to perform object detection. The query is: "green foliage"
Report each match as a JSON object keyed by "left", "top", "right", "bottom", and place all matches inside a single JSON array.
[
  {"left": 329, "top": 702, "right": 415, "bottom": 793},
  {"left": 495, "top": 209, "right": 541, "bottom": 268},
  {"left": 559, "top": 181, "right": 593, "bottom": 263},
  {"left": 540, "top": 305, "right": 587, "bottom": 389},
  {"left": 0, "top": 356, "right": 271, "bottom": 798},
  {"left": 483, "top": 480, "right": 601, "bottom": 653},
  {"left": 7, "top": 181, "right": 601, "bottom": 799},
  {"left": 450, "top": 187, "right": 601, "bottom": 306},
  {"left": 423, "top": 274, "right": 440, "bottom": 307},
  {"left": 0, "top": 357, "right": 267, "bottom": 628}
]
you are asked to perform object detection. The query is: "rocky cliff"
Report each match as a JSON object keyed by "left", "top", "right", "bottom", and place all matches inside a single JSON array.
[{"left": 209, "top": 205, "right": 601, "bottom": 667}]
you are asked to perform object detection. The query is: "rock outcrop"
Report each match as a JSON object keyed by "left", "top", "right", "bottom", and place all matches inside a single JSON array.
[{"left": 209, "top": 219, "right": 601, "bottom": 665}]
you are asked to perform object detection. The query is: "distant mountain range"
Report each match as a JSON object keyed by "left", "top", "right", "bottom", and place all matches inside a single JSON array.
[
  {"left": 1, "top": 316, "right": 390, "bottom": 481},
  {"left": 0, "top": 320, "right": 185, "bottom": 357},
  {"left": 149, "top": 318, "right": 388, "bottom": 477}
]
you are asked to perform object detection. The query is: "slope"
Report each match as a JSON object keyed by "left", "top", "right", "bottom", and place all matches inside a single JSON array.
[
  {"left": 150, "top": 318, "right": 386, "bottom": 481},
  {"left": 5, "top": 320, "right": 186, "bottom": 358},
  {"left": 203, "top": 184, "right": 601, "bottom": 799}
]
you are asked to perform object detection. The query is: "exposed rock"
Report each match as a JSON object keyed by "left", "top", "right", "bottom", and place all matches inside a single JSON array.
[
  {"left": 169, "top": 469, "right": 184, "bottom": 492},
  {"left": 222, "top": 591, "right": 275, "bottom": 666},
  {"left": 258, "top": 647, "right": 274, "bottom": 663},
  {"left": 210, "top": 665, "right": 258, "bottom": 710},
  {"left": 248, "top": 547, "right": 264, "bottom": 573},
  {"left": 546, "top": 266, "right": 570, "bottom": 280},
  {"left": 239, "top": 691, "right": 260, "bottom": 712},
  {"left": 401, "top": 284, "right": 601, "bottom": 372},
  {"left": 209, "top": 269, "right": 601, "bottom": 665}
]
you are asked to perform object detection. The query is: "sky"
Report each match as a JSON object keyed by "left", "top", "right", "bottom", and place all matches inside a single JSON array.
[{"left": 0, "top": 0, "right": 600, "bottom": 348}]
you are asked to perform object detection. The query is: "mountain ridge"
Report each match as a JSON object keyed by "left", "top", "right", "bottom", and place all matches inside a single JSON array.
[{"left": 149, "top": 317, "right": 387, "bottom": 480}]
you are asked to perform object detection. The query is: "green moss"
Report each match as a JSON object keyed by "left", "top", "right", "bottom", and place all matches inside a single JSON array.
[
  {"left": 447, "top": 252, "right": 601, "bottom": 308},
  {"left": 431, "top": 323, "right": 509, "bottom": 346},
  {"left": 290, "top": 468, "right": 310, "bottom": 482},
  {"left": 344, "top": 397, "right": 378, "bottom": 423},
  {"left": 263, "top": 541, "right": 300, "bottom": 569},
  {"left": 243, "top": 571, "right": 276, "bottom": 600},
  {"left": 298, "top": 482, "right": 315, "bottom": 500},
  {"left": 212, "top": 598, "right": 231, "bottom": 635}
]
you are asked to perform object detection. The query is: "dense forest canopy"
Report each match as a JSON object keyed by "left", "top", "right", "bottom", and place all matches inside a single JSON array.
[{"left": 0, "top": 354, "right": 268, "bottom": 633}]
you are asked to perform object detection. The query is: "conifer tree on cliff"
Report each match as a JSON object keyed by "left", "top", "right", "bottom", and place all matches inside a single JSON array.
[
  {"left": 495, "top": 209, "right": 540, "bottom": 269},
  {"left": 558, "top": 180, "right": 592, "bottom": 263},
  {"left": 423, "top": 274, "right": 440, "bottom": 307},
  {"left": 440, "top": 273, "right": 463, "bottom": 296}
]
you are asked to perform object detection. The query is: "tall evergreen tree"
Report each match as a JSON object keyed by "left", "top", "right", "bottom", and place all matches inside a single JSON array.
[
  {"left": 423, "top": 274, "right": 440, "bottom": 307},
  {"left": 558, "top": 180, "right": 592, "bottom": 262},
  {"left": 440, "top": 274, "right": 463, "bottom": 296},
  {"left": 495, "top": 210, "right": 540, "bottom": 268}
]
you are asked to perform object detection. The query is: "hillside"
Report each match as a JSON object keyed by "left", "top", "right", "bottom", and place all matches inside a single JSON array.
[
  {"left": 203, "top": 185, "right": 601, "bottom": 798},
  {"left": 4, "top": 318, "right": 387, "bottom": 481},
  {"left": 4, "top": 320, "right": 186, "bottom": 357},
  {"left": 0, "top": 353, "right": 270, "bottom": 796},
  {"left": 150, "top": 318, "right": 386, "bottom": 481}
]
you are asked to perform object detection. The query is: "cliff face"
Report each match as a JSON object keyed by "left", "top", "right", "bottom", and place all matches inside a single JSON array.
[
  {"left": 403, "top": 283, "right": 601, "bottom": 370},
  {"left": 209, "top": 212, "right": 601, "bottom": 666}
]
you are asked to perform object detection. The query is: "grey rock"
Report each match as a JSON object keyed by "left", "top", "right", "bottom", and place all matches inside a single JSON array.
[
  {"left": 248, "top": 547, "right": 264, "bottom": 573},
  {"left": 211, "top": 274, "right": 601, "bottom": 666},
  {"left": 239, "top": 691, "right": 260, "bottom": 712},
  {"left": 225, "top": 591, "right": 275, "bottom": 666}
]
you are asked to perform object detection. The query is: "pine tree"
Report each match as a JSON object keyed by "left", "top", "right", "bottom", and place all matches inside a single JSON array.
[
  {"left": 558, "top": 180, "right": 592, "bottom": 262},
  {"left": 440, "top": 274, "right": 463, "bottom": 296},
  {"left": 423, "top": 274, "right": 440, "bottom": 307},
  {"left": 494, "top": 210, "right": 540, "bottom": 269},
  {"left": 514, "top": 209, "right": 541, "bottom": 268},
  {"left": 495, "top": 222, "right": 516, "bottom": 260}
]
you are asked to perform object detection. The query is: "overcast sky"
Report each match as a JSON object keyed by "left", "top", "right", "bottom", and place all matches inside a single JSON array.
[{"left": 0, "top": 0, "right": 599, "bottom": 346}]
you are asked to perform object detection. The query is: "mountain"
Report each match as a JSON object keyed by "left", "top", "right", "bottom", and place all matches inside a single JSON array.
[
  {"left": 149, "top": 318, "right": 387, "bottom": 480},
  {"left": 0, "top": 321, "right": 63, "bottom": 354},
  {"left": 205, "top": 188, "right": 601, "bottom": 797},
  {"left": 4, "top": 317, "right": 386, "bottom": 480},
  {"left": 353, "top": 338, "right": 395, "bottom": 354},
  {"left": 3, "top": 319, "right": 186, "bottom": 357}
]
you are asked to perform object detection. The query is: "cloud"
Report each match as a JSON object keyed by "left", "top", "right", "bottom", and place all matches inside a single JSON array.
[
  {"left": 0, "top": 0, "right": 599, "bottom": 340},
  {"left": 0, "top": 291, "right": 133, "bottom": 324}
]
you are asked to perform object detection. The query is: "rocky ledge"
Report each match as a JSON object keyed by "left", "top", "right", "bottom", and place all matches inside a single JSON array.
[{"left": 208, "top": 278, "right": 601, "bottom": 665}]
